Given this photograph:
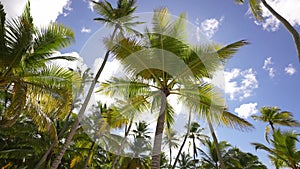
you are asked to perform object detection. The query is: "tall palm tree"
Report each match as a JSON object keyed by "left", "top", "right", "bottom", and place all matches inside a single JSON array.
[
  {"left": 34, "top": 68, "right": 91, "bottom": 169},
  {"left": 163, "top": 128, "right": 180, "bottom": 168},
  {"left": 252, "top": 106, "right": 300, "bottom": 141},
  {"left": 0, "top": 1, "right": 75, "bottom": 139},
  {"left": 50, "top": 0, "right": 142, "bottom": 168},
  {"left": 252, "top": 129, "right": 300, "bottom": 169},
  {"left": 235, "top": 0, "right": 300, "bottom": 61},
  {"left": 99, "top": 8, "right": 252, "bottom": 169}
]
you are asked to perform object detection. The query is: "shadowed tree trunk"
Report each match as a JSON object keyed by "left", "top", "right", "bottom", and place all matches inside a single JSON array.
[
  {"left": 260, "top": 0, "right": 300, "bottom": 62},
  {"left": 151, "top": 90, "right": 168, "bottom": 169},
  {"left": 50, "top": 27, "right": 118, "bottom": 169},
  {"left": 207, "top": 116, "right": 226, "bottom": 169},
  {"left": 172, "top": 110, "right": 192, "bottom": 169}
]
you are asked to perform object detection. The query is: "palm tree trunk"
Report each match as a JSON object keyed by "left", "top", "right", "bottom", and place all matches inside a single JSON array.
[
  {"left": 50, "top": 27, "right": 118, "bottom": 169},
  {"left": 35, "top": 73, "right": 87, "bottom": 168},
  {"left": 151, "top": 91, "right": 168, "bottom": 169},
  {"left": 193, "top": 137, "right": 196, "bottom": 168},
  {"left": 260, "top": 0, "right": 300, "bottom": 62},
  {"left": 34, "top": 107, "right": 74, "bottom": 169},
  {"left": 169, "top": 146, "right": 172, "bottom": 168},
  {"left": 269, "top": 121, "right": 275, "bottom": 131},
  {"left": 207, "top": 116, "right": 226, "bottom": 169},
  {"left": 110, "top": 119, "right": 133, "bottom": 169},
  {"left": 172, "top": 110, "right": 191, "bottom": 169},
  {"left": 83, "top": 141, "right": 96, "bottom": 169}
]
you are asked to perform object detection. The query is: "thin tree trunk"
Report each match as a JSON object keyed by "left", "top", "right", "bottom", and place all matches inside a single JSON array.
[
  {"left": 193, "top": 137, "right": 196, "bottom": 168},
  {"left": 35, "top": 74, "right": 87, "bottom": 169},
  {"left": 269, "top": 121, "right": 275, "bottom": 131},
  {"left": 150, "top": 91, "right": 168, "bottom": 169},
  {"left": 169, "top": 147, "right": 172, "bottom": 168},
  {"left": 260, "top": 0, "right": 300, "bottom": 62},
  {"left": 34, "top": 108, "right": 73, "bottom": 169},
  {"left": 110, "top": 119, "right": 133, "bottom": 169},
  {"left": 207, "top": 117, "right": 226, "bottom": 169},
  {"left": 50, "top": 27, "right": 118, "bottom": 169},
  {"left": 172, "top": 110, "right": 191, "bottom": 169},
  {"left": 83, "top": 141, "right": 96, "bottom": 169}
]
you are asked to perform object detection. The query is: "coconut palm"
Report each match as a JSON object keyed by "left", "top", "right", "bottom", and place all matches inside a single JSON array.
[
  {"left": 0, "top": 118, "right": 53, "bottom": 168},
  {"left": 184, "top": 121, "right": 208, "bottom": 168},
  {"left": 99, "top": 8, "right": 252, "bottom": 168},
  {"left": 252, "top": 129, "right": 300, "bottom": 169},
  {"left": 177, "top": 152, "right": 194, "bottom": 169},
  {"left": 0, "top": 1, "right": 74, "bottom": 140},
  {"left": 199, "top": 140, "right": 231, "bottom": 169},
  {"left": 50, "top": 0, "right": 142, "bottom": 168},
  {"left": 235, "top": 0, "right": 300, "bottom": 61},
  {"left": 224, "top": 147, "right": 267, "bottom": 169},
  {"left": 119, "top": 121, "right": 152, "bottom": 169},
  {"left": 35, "top": 68, "right": 90, "bottom": 169},
  {"left": 163, "top": 128, "right": 180, "bottom": 168},
  {"left": 252, "top": 106, "right": 300, "bottom": 142}
]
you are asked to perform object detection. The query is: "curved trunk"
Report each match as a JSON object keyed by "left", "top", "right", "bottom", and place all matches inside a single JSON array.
[
  {"left": 260, "top": 0, "right": 300, "bottom": 62},
  {"left": 207, "top": 117, "right": 226, "bottom": 169},
  {"left": 150, "top": 91, "right": 168, "bottom": 169},
  {"left": 172, "top": 110, "right": 191, "bottom": 169},
  {"left": 50, "top": 27, "right": 118, "bottom": 169}
]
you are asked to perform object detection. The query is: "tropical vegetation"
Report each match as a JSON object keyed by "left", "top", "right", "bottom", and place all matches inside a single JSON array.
[{"left": 0, "top": 0, "right": 299, "bottom": 169}]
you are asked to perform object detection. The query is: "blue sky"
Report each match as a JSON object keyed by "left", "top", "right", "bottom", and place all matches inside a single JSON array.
[{"left": 2, "top": 0, "right": 300, "bottom": 168}]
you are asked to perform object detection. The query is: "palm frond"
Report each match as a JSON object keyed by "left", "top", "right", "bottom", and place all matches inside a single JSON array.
[
  {"left": 216, "top": 39, "right": 249, "bottom": 61},
  {"left": 98, "top": 77, "right": 151, "bottom": 98},
  {"left": 249, "top": 0, "right": 263, "bottom": 21},
  {"left": 30, "top": 23, "right": 74, "bottom": 65},
  {"left": 221, "top": 111, "right": 254, "bottom": 131}
]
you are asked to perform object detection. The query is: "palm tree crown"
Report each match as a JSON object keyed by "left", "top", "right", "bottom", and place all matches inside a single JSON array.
[{"left": 0, "top": 1, "right": 75, "bottom": 138}]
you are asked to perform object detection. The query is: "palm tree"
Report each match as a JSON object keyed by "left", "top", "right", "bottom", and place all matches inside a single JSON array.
[
  {"left": 252, "top": 129, "right": 300, "bottom": 169},
  {"left": 0, "top": 118, "right": 53, "bottom": 168},
  {"left": 199, "top": 139, "right": 231, "bottom": 169},
  {"left": 163, "top": 128, "right": 180, "bottom": 168},
  {"left": 50, "top": 0, "right": 142, "bottom": 168},
  {"left": 177, "top": 152, "right": 194, "bottom": 169},
  {"left": 252, "top": 106, "right": 300, "bottom": 141},
  {"left": 224, "top": 147, "right": 267, "bottom": 169},
  {"left": 119, "top": 121, "right": 152, "bottom": 169},
  {"left": 34, "top": 68, "right": 91, "bottom": 169},
  {"left": 235, "top": 0, "right": 300, "bottom": 61},
  {"left": 0, "top": 1, "right": 74, "bottom": 140},
  {"left": 99, "top": 8, "right": 251, "bottom": 168},
  {"left": 186, "top": 122, "right": 208, "bottom": 168}
]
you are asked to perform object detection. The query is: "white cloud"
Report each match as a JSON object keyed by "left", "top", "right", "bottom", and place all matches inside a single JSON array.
[
  {"left": 87, "top": 0, "right": 98, "bottom": 11},
  {"left": 50, "top": 51, "right": 87, "bottom": 71},
  {"left": 255, "top": 0, "right": 300, "bottom": 31},
  {"left": 225, "top": 68, "right": 258, "bottom": 100},
  {"left": 81, "top": 27, "right": 91, "bottom": 33},
  {"left": 285, "top": 64, "right": 296, "bottom": 75},
  {"left": 1, "top": 0, "right": 72, "bottom": 27},
  {"left": 198, "top": 17, "right": 224, "bottom": 40},
  {"left": 235, "top": 102, "right": 258, "bottom": 119},
  {"left": 262, "top": 57, "right": 275, "bottom": 78}
]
